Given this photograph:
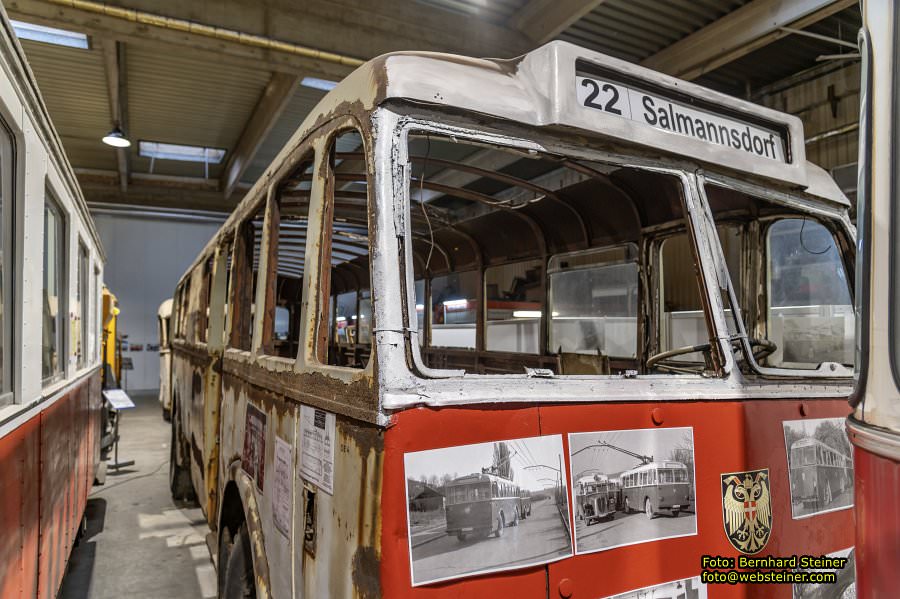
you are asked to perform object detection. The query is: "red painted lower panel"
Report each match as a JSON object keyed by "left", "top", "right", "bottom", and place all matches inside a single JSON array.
[
  {"left": 381, "top": 398, "right": 853, "bottom": 599},
  {"left": 853, "top": 445, "right": 900, "bottom": 598},
  {"left": 0, "top": 372, "right": 101, "bottom": 599}
]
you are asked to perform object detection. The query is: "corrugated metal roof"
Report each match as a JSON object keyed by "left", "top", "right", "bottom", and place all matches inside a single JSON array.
[
  {"left": 241, "top": 85, "right": 326, "bottom": 185},
  {"left": 558, "top": 0, "right": 750, "bottom": 62},
  {"left": 19, "top": 38, "right": 116, "bottom": 170},
  {"left": 126, "top": 44, "right": 271, "bottom": 179},
  {"left": 416, "top": 0, "right": 529, "bottom": 24}
]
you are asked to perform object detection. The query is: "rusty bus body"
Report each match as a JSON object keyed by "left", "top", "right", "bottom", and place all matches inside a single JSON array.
[
  {"left": 171, "top": 41, "right": 856, "bottom": 598},
  {"left": 0, "top": 5, "right": 106, "bottom": 597}
]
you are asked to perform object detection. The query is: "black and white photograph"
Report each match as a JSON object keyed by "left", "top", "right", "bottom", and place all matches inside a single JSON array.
[
  {"left": 601, "top": 576, "right": 707, "bottom": 599},
  {"left": 793, "top": 547, "right": 855, "bottom": 599},
  {"left": 569, "top": 427, "right": 697, "bottom": 554},
  {"left": 403, "top": 435, "right": 573, "bottom": 586},
  {"left": 783, "top": 418, "right": 854, "bottom": 519}
]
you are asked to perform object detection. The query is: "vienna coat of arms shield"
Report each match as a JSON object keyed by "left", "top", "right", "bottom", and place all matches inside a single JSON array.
[{"left": 721, "top": 468, "right": 772, "bottom": 554}]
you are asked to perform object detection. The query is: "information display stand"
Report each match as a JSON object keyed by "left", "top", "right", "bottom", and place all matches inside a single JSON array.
[{"left": 102, "top": 389, "right": 136, "bottom": 471}]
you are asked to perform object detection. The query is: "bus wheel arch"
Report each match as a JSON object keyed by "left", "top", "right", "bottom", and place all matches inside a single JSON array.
[{"left": 219, "top": 462, "right": 273, "bottom": 599}]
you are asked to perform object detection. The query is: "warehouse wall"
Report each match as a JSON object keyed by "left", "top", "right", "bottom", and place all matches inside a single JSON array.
[
  {"left": 756, "top": 62, "right": 860, "bottom": 200},
  {"left": 92, "top": 209, "right": 224, "bottom": 393}
]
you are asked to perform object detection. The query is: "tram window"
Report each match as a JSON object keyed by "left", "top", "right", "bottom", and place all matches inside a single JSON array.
[
  {"left": 485, "top": 260, "right": 542, "bottom": 354},
  {"left": 91, "top": 266, "right": 99, "bottom": 363},
  {"left": 549, "top": 245, "right": 638, "bottom": 360},
  {"left": 0, "top": 128, "right": 10, "bottom": 401},
  {"left": 76, "top": 241, "right": 89, "bottom": 368},
  {"left": 320, "top": 129, "right": 371, "bottom": 369},
  {"left": 430, "top": 271, "right": 478, "bottom": 349},
  {"left": 260, "top": 153, "right": 313, "bottom": 359},
  {"left": 229, "top": 202, "right": 266, "bottom": 351},
  {"left": 766, "top": 218, "right": 854, "bottom": 369},
  {"left": 42, "top": 194, "right": 66, "bottom": 384}
]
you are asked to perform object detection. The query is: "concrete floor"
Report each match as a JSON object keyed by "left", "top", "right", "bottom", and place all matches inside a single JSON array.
[{"left": 59, "top": 392, "right": 216, "bottom": 599}]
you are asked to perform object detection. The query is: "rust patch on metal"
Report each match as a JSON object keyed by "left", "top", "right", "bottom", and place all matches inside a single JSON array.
[{"left": 351, "top": 545, "right": 381, "bottom": 599}]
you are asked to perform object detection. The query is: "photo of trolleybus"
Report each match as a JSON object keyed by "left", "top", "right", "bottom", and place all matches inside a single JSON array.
[
  {"left": 445, "top": 473, "right": 523, "bottom": 540},
  {"left": 576, "top": 474, "right": 617, "bottom": 525},
  {"left": 621, "top": 461, "right": 692, "bottom": 519},
  {"left": 789, "top": 436, "right": 853, "bottom": 513}
]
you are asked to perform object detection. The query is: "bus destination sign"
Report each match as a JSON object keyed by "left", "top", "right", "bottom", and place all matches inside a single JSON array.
[{"left": 576, "top": 75, "right": 787, "bottom": 163}]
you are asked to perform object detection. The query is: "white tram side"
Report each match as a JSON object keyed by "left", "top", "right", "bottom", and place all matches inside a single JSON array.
[{"left": 0, "top": 4, "right": 106, "bottom": 598}]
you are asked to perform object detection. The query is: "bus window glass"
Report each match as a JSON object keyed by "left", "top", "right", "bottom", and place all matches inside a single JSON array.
[
  {"left": 358, "top": 290, "right": 372, "bottom": 345},
  {"left": 406, "top": 130, "right": 710, "bottom": 376},
  {"left": 549, "top": 245, "right": 638, "bottom": 360},
  {"left": 261, "top": 153, "right": 313, "bottom": 359},
  {"left": 485, "top": 260, "right": 542, "bottom": 354},
  {"left": 229, "top": 202, "right": 265, "bottom": 351},
  {"left": 430, "top": 271, "right": 478, "bottom": 349},
  {"left": 766, "top": 218, "right": 854, "bottom": 369},
  {"left": 321, "top": 129, "right": 371, "bottom": 369},
  {"left": 197, "top": 258, "right": 212, "bottom": 343},
  {"left": 42, "top": 195, "right": 65, "bottom": 384}
]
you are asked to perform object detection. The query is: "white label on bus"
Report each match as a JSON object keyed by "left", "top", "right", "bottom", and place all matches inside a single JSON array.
[
  {"left": 575, "top": 75, "right": 787, "bottom": 163},
  {"left": 299, "top": 405, "right": 335, "bottom": 495},
  {"left": 273, "top": 436, "right": 293, "bottom": 537}
]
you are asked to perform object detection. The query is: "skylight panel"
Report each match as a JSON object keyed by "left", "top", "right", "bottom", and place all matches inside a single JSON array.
[
  {"left": 301, "top": 77, "right": 338, "bottom": 92},
  {"left": 11, "top": 20, "right": 88, "bottom": 49},
  {"left": 138, "top": 141, "right": 226, "bottom": 164}
]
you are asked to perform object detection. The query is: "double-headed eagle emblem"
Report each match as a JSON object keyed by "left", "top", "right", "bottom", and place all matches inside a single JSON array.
[{"left": 721, "top": 468, "right": 772, "bottom": 554}]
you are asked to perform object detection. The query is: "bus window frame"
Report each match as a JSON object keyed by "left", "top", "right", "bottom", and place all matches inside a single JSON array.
[
  {"left": 391, "top": 116, "right": 730, "bottom": 381},
  {"left": 696, "top": 172, "right": 856, "bottom": 379},
  {"left": 42, "top": 189, "right": 68, "bottom": 388}
]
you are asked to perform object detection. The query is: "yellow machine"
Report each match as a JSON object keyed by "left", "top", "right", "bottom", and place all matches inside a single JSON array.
[{"left": 101, "top": 286, "right": 121, "bottom": 387}]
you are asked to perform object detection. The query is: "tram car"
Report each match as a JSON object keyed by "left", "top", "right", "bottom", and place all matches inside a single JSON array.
[
  {"left": 444, "top": 472, "right": 522, "bottom": 540},
  {"left": 576, "top": 474, "right": 617, "bottom": 525},
  {"left": 621, "top": 461, "right": 692, "bottom": 518},
  {"left": 789, "top": 437, "right": 853, "bottom": 510},
  {"left": 169, "top": 38, "right": 856, "bottom": 598},
  {"left": 0, "top": 5, "right": 105, "bottom": 597}
]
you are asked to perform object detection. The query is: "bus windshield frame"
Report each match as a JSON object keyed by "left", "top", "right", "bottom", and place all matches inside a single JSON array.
[{"left": 382, "top": 109, "right": 855, "bottom": 394}]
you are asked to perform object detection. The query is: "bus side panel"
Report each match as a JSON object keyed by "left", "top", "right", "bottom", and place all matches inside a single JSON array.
[
  {"left": 381, "top": 405, "right": 548, "bottom": 599},
  {"left": 0, "top": 413, "right": 41, "bottom": 598},
  {"left": 851, "top": 446, "right": 899, "bottom": 598}
]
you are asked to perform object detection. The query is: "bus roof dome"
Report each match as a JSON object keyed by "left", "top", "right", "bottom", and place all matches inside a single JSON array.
[{"left": 311, "top": 40, "right": 847, "bottom": 206}]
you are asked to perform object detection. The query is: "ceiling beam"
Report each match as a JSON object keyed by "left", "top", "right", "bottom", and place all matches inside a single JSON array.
[
  {"left": 100, "top": 38, "right": 129, "bottom": 192},
  {"left": 642, "top": 0, "right": 857, "bottom": 81},
  {"left": 222, "top": 72, "right": 299, "bottom": 199},
  {"left": 511, "top": 0, "right": 607, "bottom": 44}
]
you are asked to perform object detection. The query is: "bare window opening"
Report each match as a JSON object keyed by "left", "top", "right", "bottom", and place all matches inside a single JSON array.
[
  {"left": 320, "top": 129, "right": 371, "bottom": 369},
  {"left": 260, "top": 154, "right": 314, "bottom": 359},
  {"left": 406, "top": 130, "right": 710, "bottom": 376},
  {"left": 705, "top": 184, "right": 854, "bottom": 375},
  {"left": 42, "top": 194, "right": 66, "bottom": 384},
  {"left": 76, "top": 242, "right": 89, "bottom": 368},
  {"left": 229, "top": 202, "right": 266, "bottom": 351}
]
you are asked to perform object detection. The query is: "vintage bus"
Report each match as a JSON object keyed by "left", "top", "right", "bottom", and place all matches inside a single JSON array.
[
  {"left": 575, "top": 474, "right": 616, "bottom": 524},
  {"left": 851, "top": 1, "right": 900, "bottom": 595},
  {"left": 158, "top": 298, "right": 173, "bottom": 421},
  {"left": 620, "top": 462, "right": 692, "bottom": 519},
  {"left": 789, "top": 437, "right": 853, "bottom": 510},
  {"left": 170, "top": 39, "right": 856, "bottom": 598},
  {"left": 0, "top": 5, "right": 106, "bottom": 598},
  {"left": 444, "top": 472, "right": 522, "bottom": 541}
]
